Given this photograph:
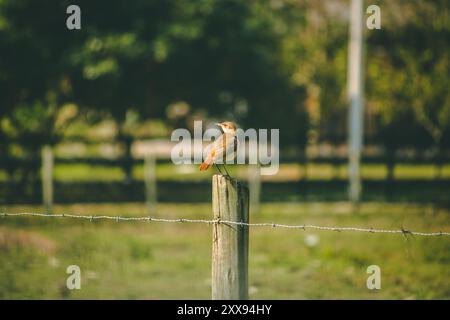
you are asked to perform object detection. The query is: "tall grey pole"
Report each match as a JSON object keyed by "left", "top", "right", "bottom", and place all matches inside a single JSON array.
[
  {"left": 41, "top": 145, "right": 54, "bottom": 213},
  {"left": 347, "top": 0, "right": 365, "bottom": 204}
]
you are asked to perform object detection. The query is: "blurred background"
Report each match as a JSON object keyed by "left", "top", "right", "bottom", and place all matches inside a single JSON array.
[{"left": 0, "top": 0, "right": 449, "bottom": 299}]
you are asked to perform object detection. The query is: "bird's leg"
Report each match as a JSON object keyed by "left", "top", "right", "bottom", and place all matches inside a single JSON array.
[
  {"left": 222, "top": 164, "right": 231, "bottom": 178},
  {"left": 214, "top": 164, "right": 223, "bottom": 175}
]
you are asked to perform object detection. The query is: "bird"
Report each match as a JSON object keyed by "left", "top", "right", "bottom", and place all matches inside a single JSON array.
[{"left": 199, "top": 121, "right": 238, "bottom": 176}]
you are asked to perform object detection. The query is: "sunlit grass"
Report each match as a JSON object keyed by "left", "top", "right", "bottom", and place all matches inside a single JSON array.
[
  {"left": 1, "top": 163, "right": 447, "bottom": 183},
  {"left": 1, "top": 202, "right": 449, "bottom": 299},
  {"left": 54, "top": 164, "right": 125, "bottom": 181}
]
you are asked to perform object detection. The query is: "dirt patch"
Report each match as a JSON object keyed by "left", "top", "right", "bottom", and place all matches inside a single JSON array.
[{"left": 0, "top": 227, "right": 56, "bottom": 254}]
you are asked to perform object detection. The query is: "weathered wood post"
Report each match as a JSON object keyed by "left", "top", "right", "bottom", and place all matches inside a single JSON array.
[
  {"left": 212, "top": 174, "right": 249, "bottom": 300},
  {"left": 41, "top": 145, "right": 54, "bottom": 213},
  {"left": 144, "top": 153, "right": 157, "bottom": 215}
]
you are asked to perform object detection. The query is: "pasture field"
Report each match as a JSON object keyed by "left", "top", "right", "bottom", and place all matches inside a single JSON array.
[
  {"left": 1, "top": 163, "right": 450, "bottom": 183},
  {"left": 1, "top": 202, "right": 449, "bottom": 299}
]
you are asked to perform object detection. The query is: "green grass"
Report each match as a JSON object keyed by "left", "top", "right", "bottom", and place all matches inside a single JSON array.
[
  {"left": 0, "top": 163, "right": 443, "bottom": 183},
  {"left": 1, "top": 202, "right": 449, "bottom": 299}
]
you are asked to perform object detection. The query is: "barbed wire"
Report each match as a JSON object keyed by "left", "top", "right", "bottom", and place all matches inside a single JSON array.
[{"left": 1, "top": 212, "right": 450, "bottom": 237}]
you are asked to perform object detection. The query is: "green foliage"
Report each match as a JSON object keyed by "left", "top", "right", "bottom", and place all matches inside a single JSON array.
[
  {"left": 0, "top": 0, "right": 448, "bottom": 155},
  {"left": 366, "top": 0, "right": 450, "bottom": 150}
]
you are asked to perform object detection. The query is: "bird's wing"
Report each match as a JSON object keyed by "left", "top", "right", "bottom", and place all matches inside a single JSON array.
[
  {"left": 202, "top": 135, "right": 223, "bottom": 165},
  {"left": 222, "top": 134, "right": 238, "bottom": 163},
  {"left": 204, "top": 133, "right": 237, "bottom": 164}
]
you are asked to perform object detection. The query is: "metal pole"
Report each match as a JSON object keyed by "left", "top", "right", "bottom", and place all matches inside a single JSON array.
[
  {"left": 347, "top": 0, "right": 365, "bottom": 204},
  {"left": 41, "top": 145, "right": 54, "bottom": 213},
  {"left": 144, "top": 153, "right": 157, "bottom": 215}
]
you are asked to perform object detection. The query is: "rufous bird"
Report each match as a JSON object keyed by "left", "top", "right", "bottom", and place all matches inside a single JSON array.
[{"left": 199, "top": 121, "right": 238, "bottom": 176}]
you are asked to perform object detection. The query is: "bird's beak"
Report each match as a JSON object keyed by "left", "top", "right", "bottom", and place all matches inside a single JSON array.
[{"left": 216, "top": 122, "right": 222, "bottom": 127}]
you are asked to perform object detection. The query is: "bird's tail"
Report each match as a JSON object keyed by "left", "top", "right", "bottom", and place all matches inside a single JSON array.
[{"left": 199, "top": 161, "right": 211, "bottom": 171}]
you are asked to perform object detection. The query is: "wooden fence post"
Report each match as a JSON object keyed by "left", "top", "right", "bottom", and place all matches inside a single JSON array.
[
  {"left": 41, "top": 145, "right": 53, "bottom": 213},
  {"left": 212, "top": 174, "right": 249, "bottom": 300},
  {"left": 144, "top": 153, "right": 157, "bottom": 215}
]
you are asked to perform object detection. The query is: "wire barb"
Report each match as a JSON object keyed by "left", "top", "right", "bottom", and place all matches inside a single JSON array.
[{"left": 0, "top": 212, "right": 449, "bottom": 237}]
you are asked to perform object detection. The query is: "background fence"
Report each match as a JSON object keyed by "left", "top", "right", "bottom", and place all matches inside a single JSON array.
[{"left": 1, "top": 141, "right": 450, "bottom": 207}]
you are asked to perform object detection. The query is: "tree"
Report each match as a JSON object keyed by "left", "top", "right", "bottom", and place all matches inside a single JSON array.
[
  {"left": 366, "top": 0, "right": 450, "bottom": 179},
  {"left": 0, "top": 0, "right": 81, "bottom": 190}
]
